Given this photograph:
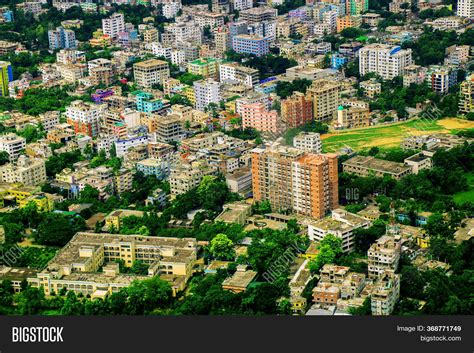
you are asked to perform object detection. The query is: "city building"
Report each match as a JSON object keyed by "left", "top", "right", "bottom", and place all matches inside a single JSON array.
[
  {"left": 169, "top": 160, "right": 217, "bottom": 196},
  {"left": 308, "top": 208, "right": 371, "bottom": 253},
  {"left": 252, "top": 147, "right": 339, "bottom": 219},
  {"left": 219, "top": 62, "right": 259, "bottom": 87},
  {"left": 0, "top": 155, "right": 47, "bottom": 186},
  {"left": 368, "top": 235, "right": 401, "bottom": 279},
  {"left": 241, "top": 102, "right": 280, "bottom": 133},
  {"left": 457, "top": 0, "right": 474, "bottom": 17},
  {"left": 133, "top": 59, "right": 170, "bottom": 88},
  {"left": 232, "top": 35, "right": 270, "bottom": 57},
  {"left": 0, "top": 133, "right": 26, "bottom": 161},
  {"left": 334, "top": 105, "right": 370, "bottom": 129},
  {"left": 48, "top": 27, "right": 76, "bottom": 50},
  {"left": 371, "top": 270, "right": 400, "bottom": 315},
  {"left": 28, "top": 232, "right": 197, "bottom": 297},
  {"left": 459, "top": 74, "right": 474, "bottom": 114},
  {"left": 307, "top": 79, "right": 341, "bottom": 122},
  {"left": 136, "top": 158, "right": 172, "bottom": 180},
  {"left": 342, "top": 155, "right": 413, "bottom": 180},
  {"left": 194, "top": 79, "right": 221, "bottom": 111},
  {"left": 359, "top": 44, "right": 413, "bottom": 80},
  {"left": 66, "top": 100, "right": 106, "bottom": 138},
  {"left": 281, "top": 92, "right": 313, "bottom": 128},
  {"left": 102, "top": 13, "right": 125, "bottom": 39},
  {"left": 360, "top": 79, "right": 381, "bottom": 98},
  {"left": 426, "top": 65, "right": 458, "bottom": 94},
  {"left": 336, "top": 15, "right": 362, "bottom": 33},
  {"left": 187, "top": 58, "right": 220, "bottom": 79},
  {"left": 293, "top": 132, "right": 322, "bottom": 153}
]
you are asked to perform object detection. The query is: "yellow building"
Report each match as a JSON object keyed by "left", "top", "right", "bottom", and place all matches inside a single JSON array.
[
  {"left": 89, "top": 29, "right": 112, "bottom": 47},
  {"left": 105, "top": 209, "right": 145, "bottom": 231},
  {"left": 187, "top": 58, "right": 220, "bottom": 79},
  {"left": 18, "top": 193, "right": 60, "bottom": 212},
  {"left": 182, "top": 86, "right": 196, "bottom": 106}
]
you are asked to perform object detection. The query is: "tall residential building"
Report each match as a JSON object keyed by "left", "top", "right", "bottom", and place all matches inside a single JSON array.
[
  {"left": 281, "top": 92, "right": 313, "bottom": 128},
  {"left": 0, "top": 155, "right": 46, "bottom": 186},
  {"left": 368, "top": 234, "right": 402, "bottom": 279},
  {"left": 187, "top": 58, "right": 220, "bottom": 79},
  {"left": 66, "top": 100, "right": 106, "bottom": 137},
  {"left": 426, "top": 65, "right": 458, "bottom": 94},
  {"left": 459, "top": 74, "right": 474, "bottom": 113},
  {"left": 219, "top": 62, "right": 259, "bottom": 87},
  {"left": 359, "top": 44, "right": 413, "bottom": 80},
  {"left": 102, "top": 13, "right": 125, "bottom": 39},
  {"left": 241, "top": 103, "right": 279, "bottom": 132},
  {"left": 346, "top": 0, "right": 368, "bottom": 15},
  {"left": 251, "top": 147, "right": 339, "bottom": 219},
  {"left": 0, "top": 60, "right": 13, "bottom": 97},
  {"left": 307, "top": 79, "right": 341, "bottom": 121},
  {"left": 214, "top": 26, "right": 231, "bottom": 58},
  {"left": 0, "top": 133, "right": 26, "bottom": 161},
  {"left": 48, "top": 27, "right": 76, "bottom": 50},
  {"left": 457, "top": 0, "right": 474, "bottom": 18},
  {"left": 193, "top": 79, "right": 221, "bottom": 112},
  {"left": 133, "top": 59, "right": 170, "bottom": 88},
  {"left": 232, "top": 35, "right": 270, "bottom": 57}
]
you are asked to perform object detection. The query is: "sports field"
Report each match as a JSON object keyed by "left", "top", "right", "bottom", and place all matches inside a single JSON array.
[{"left": 321, "top": 118, "right": 474, "bottom": 152}]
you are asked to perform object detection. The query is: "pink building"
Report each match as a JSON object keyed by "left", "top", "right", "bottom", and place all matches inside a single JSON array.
[{"left": 241, "top": 103, "right": 280, "bottom": 133}]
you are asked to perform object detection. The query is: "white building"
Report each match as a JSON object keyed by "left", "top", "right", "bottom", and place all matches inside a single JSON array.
[
  {"left": 293, "top": 132, "right": 322, "bottom": 153},
  {"left": 163, "top": 1, "right": 182, "bottom": 19},
  {"left": 457, "top": 0, "right": 474, "bottom": 18},
  {"left": 359, "top": 44, "right": 413, "bottom": 80},
  {"left": 232, "top": 0, "right": 252, "bottom": 11},
  {"left": 102, "top": 13, "right": 125, "bottom": 39},
  {"left": 308, "top": 208, "right": 371, "bottom": 253},
  {"left": 219, "top": 62, "right": 259, "bottom": 87},
  {"left": 171, "top": 50, "right": 186, "bottom": 66},
  {"left": 151, "top": 43, "right": 173, "bottom": 61},
  {"left": 194, "top": 79, "right": 221, "bottom": 112},
  {"left": 0, "top": 134, "right": 26, "bottom": 161},
  {"left": 0, "top": 155, "right": 46, "bottom": 186}
]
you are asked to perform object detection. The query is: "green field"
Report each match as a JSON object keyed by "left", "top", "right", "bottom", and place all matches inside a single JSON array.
[
  {"left": 454, "top": 173, "right": 474, "bottom": 205},
  {"left": 321, "top": 118, "right": 474, "bottom": 152}
]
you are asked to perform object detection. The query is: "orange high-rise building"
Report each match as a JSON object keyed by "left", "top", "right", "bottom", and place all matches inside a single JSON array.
[
  {"left": 251, "top": 147, "right": 338, "bottom": 219},
  {"left": 281, "top": 92, "right": 313, "bottom": 128}
]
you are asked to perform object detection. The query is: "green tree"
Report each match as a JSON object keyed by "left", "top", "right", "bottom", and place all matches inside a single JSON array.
[{"left": 209, "top": 233, "right": 235, "bottom": 260}]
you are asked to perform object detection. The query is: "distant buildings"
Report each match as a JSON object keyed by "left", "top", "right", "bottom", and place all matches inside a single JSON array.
[
  {"left": 102, "top": 13, "right": 125, "bottom": 39},
  {"left": 368, "top": 235, "right": 401, "bottom": 279},
  {"left": 335, "top": 105, "right": 370, "bottom": 129},
  {"left": 457, "top": 0, "right": 474, "bottom": 18},
  {"left": 371, "top": 270, "right": 400, "bottom": 315},
  {"left": 359, "top": 44, "right": 413, "bottom": 80},
  {"left": 281, "top": 92, "right": 313, "bottom": 128},
  {"left": 342, "top": 155, "right": 413, "bottom": 180},
  {"left": 459, "top": 74, "right": 474, "bottom": 113},
  {"left": 241, "top": 102, "right": 280, "bottom": 133},
  {"left": 426, "top": 65, "right": 458, "bottom": 94},
  {"left": 0, "top": 155, "right": 46, "bottom": 186},
  {"left": 66, "top": 100, "right": 106, "bottom": 138},
  {"left": 293, "top": 132, "right": 322, "bottom": 154},
  {"left": 251, "top": 146, "right": 338, "bottom": 219},
  {"left": 0, "top": 133, "right": 26, "bottom": 161},
  {"left": 307, "top": 79, "right": 341, "bottom": 122},
  {"left": 193, "top": 79, "right": 221, "bottom": 111}
]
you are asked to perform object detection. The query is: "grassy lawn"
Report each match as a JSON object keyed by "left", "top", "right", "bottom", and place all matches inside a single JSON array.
[
  {"left": 321, "top": 118, "right": 474, "bottom": 152},
  {"left": 454, "top": 173, "right": 474, "bottom": 205}
]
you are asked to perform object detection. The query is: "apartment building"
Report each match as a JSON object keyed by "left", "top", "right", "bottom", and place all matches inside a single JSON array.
[
  {"left": 194, "top": 11, "right": 225, "bottom": 28},
  {"left": 187, "top": 58, "right": 220, "bottom": 79},
  {"left": 214, "top": 28, "right": 231, "bottom": 59},
  {"left": 457, "top": 0, "right": 474, "bottom": 18},
  {"left": 307, "top": 79, "right": 341, "bottom": 122},
  {"left": 136, "top": 158, "right": 172, "bottom": 180},
  {"left": 48, "top": 26, "right": 76, "bottom": 50},
  {"left": 0, "top": 133, "right": 26, "bottom": 161},
  {"left": 28, "top": 232, "right": 197, "bottom": 297},
  {"left": 252, "top": 147, "right": 338, "bottom": 219},
  {"left": 0, "top": 155, "right": 47, "bottom": 186},
  {"left": 459, "top": 74, "right": 474, "bottom": 114},
  {"left": 169, "top": 160, "right": 217, "bottom": 196},
  {"left": 236, "top": 92, "right": 270, "bottom": 116},
  {"left": 66, "top": 100, "right": 106, "bottom": 138},
  {"left": 308, "top": 208, "right": 371, "bottom": 253},
  {"left": 114, "top": 168, "right": 133, "bottom": 194},
  {"left": 102, "top": 13, "right": 125, "bottom": 39},
  {"left": 359, "top": 44, "right": 413, "bottom": 80},
  {"left": 371, "top": 270, "right": 400, "bottom": 315},
  {"left": 219, "top": 62, "right": 259, "bottom": 87},
  {"left": 426, "top": 65, "right": 458, "bottom": 94},
  {"left": 133, "top": 59, "right": 170, "bottom": 88},
  {"left": 335, "top": 105, "right": 370, "bottom": 129},
  {"left": 360, "top": 79, "right": 381, "bottom": 98},
  {"left": 241, "top": 102, "right": 280, "bottom": 133},
  {"left": 342, "top": 155, "right": 413, "bottom": 180},
  {"left": 293, "top": 132, "right": 322, "bottom": 154},
  {"left": 232, "top": 35, "right": 270, "bottom": 57},
  {"left": 194, "top": 79, "right": 221, "bottom": 112},
  {"left": 281, "top": 92, "right": 313, "bottom": 128},
  {"left": 368, "top": 235, "right": 402, "bottom": 279},
  {"left": 336, "top": 15, "right": 361, "bottom": 33},
  {"left": 240, "top": 7, "right": 277, "bottom": 23}
]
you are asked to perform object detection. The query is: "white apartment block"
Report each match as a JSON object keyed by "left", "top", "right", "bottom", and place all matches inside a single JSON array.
[
  {"left": 163, "top": 1, "right": 182, "bottom": 19},
  {"left": 194, "top": 11, "right": 225, "bottom": 28},
  {"left": 359, "top": 44, "right": 413, "bottom": 80},
  {"left": 308, "top": 208, "right": 371, "bottom": 253},
  {"left": 133, "top": 59, "right": 170, "bottom": 88},
  {"left": 114, "top": 135, "right": 149, "bottom": 157},
  {"left": 0, "top": 155, "right": 47, "bottom": 186},
  {"left": 457, "top": 0, "right": 474, "bottom": 17},
  {"left": 171, "top": 49, "right": 186, "bottom": 66},
  {"left": 323, "top": 10, "right": 338, "bottom": 33},
  {"left": 168, "top": 21, "right": 202, "bottom": 44},
  {"left": 219, "top": 62, "right": 259, "bottom": 87},
  {"left": 66, "top": 100, "right": 106, "bottom": 138},
  {"left": 102, "top": 13, "right": 125, "bottom": 39},
  {"left": 193, "top": 79, "right": 221, "bottom": 112},
  {"left": 232, "top": 0, "right": 253, "bottom": 11},
  {"left": 151, "top": 43, "right": 173, "bottom": 61},
  {"left": 293, "top": 132, "right": 322, "bottom": 153},
  {"left": 0, "top": 134, "right": 26, "bottom": 161}
]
